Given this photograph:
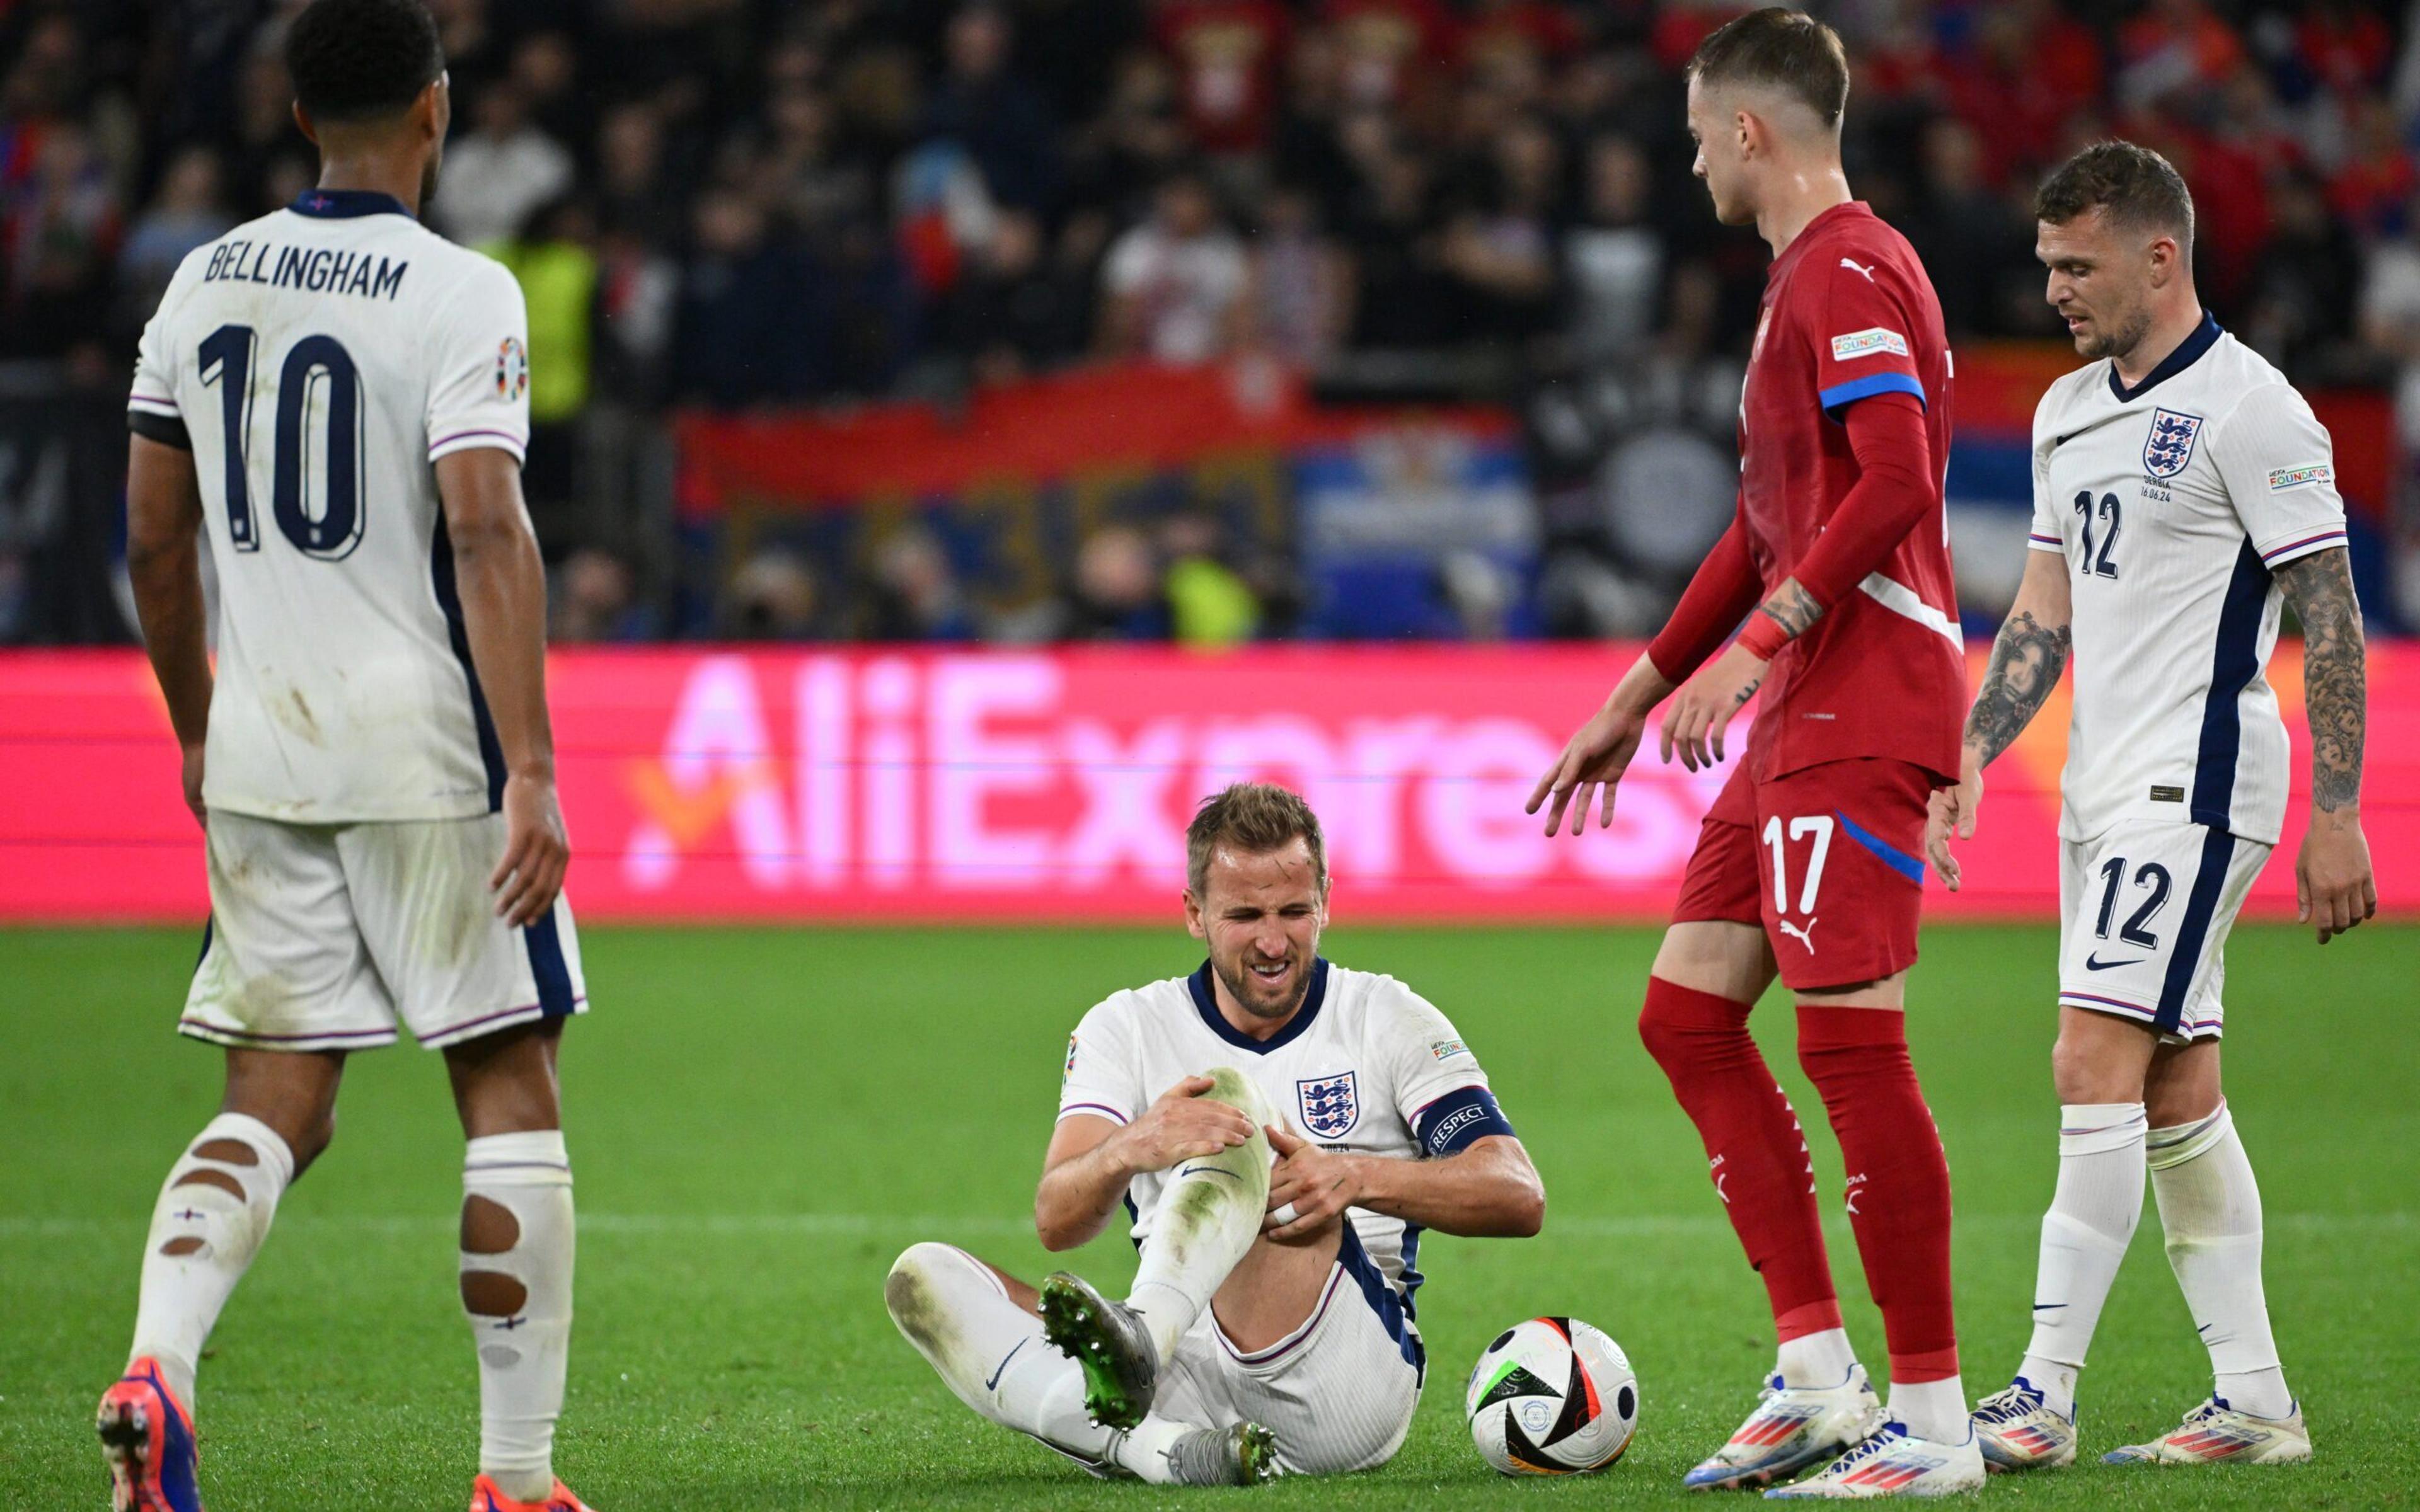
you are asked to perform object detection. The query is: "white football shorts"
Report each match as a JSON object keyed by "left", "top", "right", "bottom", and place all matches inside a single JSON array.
[
  {"left": 1153, "top": 1225, "right": 1424, "bottom": 1475},
  {"left": 181, "top": 810, "right": 587, "bottom": 1052},
  {"left": 2056, "top": 818, "right": 2269, "bottom": 1043}
]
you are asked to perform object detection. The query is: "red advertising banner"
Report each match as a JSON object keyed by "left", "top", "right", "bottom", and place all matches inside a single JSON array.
[{"left": 3, "top": 645, "right": 2414, "bottom": 924}]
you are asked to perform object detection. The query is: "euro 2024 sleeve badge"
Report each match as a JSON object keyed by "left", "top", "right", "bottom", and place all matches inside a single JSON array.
[{"left": 495, "top": 336, "right": 529, "bottom": 402}]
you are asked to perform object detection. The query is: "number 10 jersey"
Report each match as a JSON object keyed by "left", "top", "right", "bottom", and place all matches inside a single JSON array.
[
  {"left": 2028, "top": 314, "right": 2348, "bottom": 847},
  {"left": 129, "top": 189, "right": 531, "bottom": 822}
]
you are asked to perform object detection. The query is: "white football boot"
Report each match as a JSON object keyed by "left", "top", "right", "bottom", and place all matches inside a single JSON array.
[
  {"left": 1684, "top": 1365, "right": 1886, "bottom": 1491},
  {"left": 2102, "top": 1397, "right": 2310, "bottom": 1465},
  {"left": 1971, "top": 1377, "right": 2077, "bottom": 1471},
  {"left": 1763, "top": 1420, "right": 1987, "bottom": 1499}
]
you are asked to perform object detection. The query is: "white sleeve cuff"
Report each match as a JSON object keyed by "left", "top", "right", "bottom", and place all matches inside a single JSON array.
[
  {"left": 428, "top": 427, "right": 527, "bottom": 464},
  {"left": 2256, "top": 529, "right": 2348, "bottom": 570}
]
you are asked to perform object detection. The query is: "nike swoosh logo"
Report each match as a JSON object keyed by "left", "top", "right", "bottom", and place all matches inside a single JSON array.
[
  {"left": 2084, "top": 953, "right": 2145, "bottom": 970},
  {"left": 2033, "top": 1302, "right": 2065, "bottom": 1312},
  {"left": 986, "top": 1336, "right": 1027, "bottom": 1391}
]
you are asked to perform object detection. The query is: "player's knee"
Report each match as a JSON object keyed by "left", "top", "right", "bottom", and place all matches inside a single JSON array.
[
  {"left": 885, "top": 1243, "right": 967, "bottom": 1343},
  {"left": 2049, "top": 1031, "right": 2140, "bottom": 1104}
]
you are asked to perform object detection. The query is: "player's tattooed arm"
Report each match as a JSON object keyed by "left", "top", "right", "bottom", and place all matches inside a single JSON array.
[
  {"left": 1964, "top": 609, "right": 2071, "bottom": 769},
  {"left": 1754, "top": 578, "right": 1824, "bottom": 641},
  {"left": 2274, "top": 547, "right": 2366, "bottom": 813}
]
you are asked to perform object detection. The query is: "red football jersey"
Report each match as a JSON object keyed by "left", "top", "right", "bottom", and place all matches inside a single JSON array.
[{"left": 1738, "top": 201, "right": 1964, "bottom": 784}]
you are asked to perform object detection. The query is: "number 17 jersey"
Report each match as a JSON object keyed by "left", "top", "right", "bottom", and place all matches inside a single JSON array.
[
  {"left": 129, "top": 189, "right": 531, "bottom": 822},
  {"left": 2029, "top": 315, "right": 2348, "bottom": 847}
]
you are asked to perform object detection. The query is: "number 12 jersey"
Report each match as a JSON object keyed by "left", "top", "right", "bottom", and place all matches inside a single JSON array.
[
  {"left": 2029, "top": 314, "right": 2348, "bottom": 847},
  {"left": 129, "top": 188, "right": 531, "bottom": 822}
]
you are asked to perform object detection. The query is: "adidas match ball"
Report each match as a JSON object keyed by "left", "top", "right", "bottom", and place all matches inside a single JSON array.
[{"left": 1465, "top": 1316, "right": 1638, "bottom": 1475}]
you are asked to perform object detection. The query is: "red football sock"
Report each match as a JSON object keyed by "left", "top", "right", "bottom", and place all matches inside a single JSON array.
[
  {"left": 1795, "top": 1006, "right": 1959, "bottom": 1383},
  {"left": 1638, "top": 977, "right": 1841, "bottom": 1343}
]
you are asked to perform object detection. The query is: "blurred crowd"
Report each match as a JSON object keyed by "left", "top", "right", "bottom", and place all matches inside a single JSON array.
[{"left": 3, "top": 0, "right": 2418, "bottom": 643}]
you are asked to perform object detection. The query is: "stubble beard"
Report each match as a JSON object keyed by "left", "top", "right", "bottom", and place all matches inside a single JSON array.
[
  {"left": 1212, "top": 951, "right": 1313, "bottom": 1024},
  {"left": 2078, "top": 300, "right": 2153, "bottom": 364}
]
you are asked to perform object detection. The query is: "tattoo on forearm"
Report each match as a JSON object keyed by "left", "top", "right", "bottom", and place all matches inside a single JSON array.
[
  {"left": 1756, "top": 579, "right": 1823, "bottom": 639},
  {"left": 1964, "top": 609, "right": 2071, "bottom": 767},
  {"left": 1732, "top": 677, "right": 1761, "bottom": 707},
  {"left": 2274, "top": 548, "right": 2366, "bottom": 813}
]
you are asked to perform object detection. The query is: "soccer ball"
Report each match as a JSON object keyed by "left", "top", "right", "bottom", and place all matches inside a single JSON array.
[{"left": 1465, "top": 1316, "right": 1638, "bottom": 1475}]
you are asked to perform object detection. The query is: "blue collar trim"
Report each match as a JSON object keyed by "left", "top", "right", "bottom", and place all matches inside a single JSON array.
[
  {"left": 2110, "top": 311, "right": 2221, "bottom": 402},
  {"left": 291, "top": 189, "right": 414, "bottom": 220},
  {"left": 1188, "top": 958, "right": 1329, "bottom": 1055}
]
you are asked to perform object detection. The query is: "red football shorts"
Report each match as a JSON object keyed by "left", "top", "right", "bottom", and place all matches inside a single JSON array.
[{"left": 1672, "top": 758, "right": 1934, "bottom": 992}]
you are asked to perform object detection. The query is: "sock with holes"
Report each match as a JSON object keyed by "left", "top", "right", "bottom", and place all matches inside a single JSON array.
[
  {"left": 462, "top": 1131, "right": 575, "bottom": 1504},
  {"left": 2018, "top": 1102, "right": 2146, "bottom": 1419},
  {"left": 1124, "top": 1067, "right": 1272, "bottom": 1367},
  {"left": 130, "top": 1113, "right": 296, "bottom": 1407},
  {"left": 1795, "top": 1007, "right": 1962, "bottom": 1441},
  {"left": 1639, "top": 978, "right": 1845, "bottom": 1378},
  {"left": 2148, "top": 1103, "right": 2292, "bottom": 1419}
]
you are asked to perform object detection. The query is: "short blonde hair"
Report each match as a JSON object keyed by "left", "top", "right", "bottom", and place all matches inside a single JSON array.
[{"left": 1185, "top": 782, "right": 1327, "bottom": 899}]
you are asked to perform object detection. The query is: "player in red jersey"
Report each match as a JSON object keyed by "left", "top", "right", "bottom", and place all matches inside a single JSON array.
[{"left": 1529, "top": 10, "right": 1982, "bottom": 1498}]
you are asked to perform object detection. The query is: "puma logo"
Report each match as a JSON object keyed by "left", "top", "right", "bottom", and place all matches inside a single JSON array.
[
  {"left": 1778, "top": 917, "right": 1818, "bottom": 951},
  {"left": 1840, "top": 257, "right": 1877, "bottom": 282},
  {"left": 1845, "top": 1172, "right": 1867, "bottom": 1216}
]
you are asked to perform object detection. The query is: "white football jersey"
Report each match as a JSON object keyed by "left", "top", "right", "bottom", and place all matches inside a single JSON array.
[
  {"left": 129, "top": 189, "right": 531, "bottom": 822},
  {"left": 1057, "top": 959, "right": 1509, "bottom": 1326},
  {"left": 2029, "top": 316, "right": 2347, "bottom": 845}
]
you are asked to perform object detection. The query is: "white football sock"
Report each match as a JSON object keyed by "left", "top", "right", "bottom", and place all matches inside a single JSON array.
[
  {"left": 461, "top": 1131, "right": 575, "bottom": 1504},
  {"left": 1888, "top": 1375, "right": 1968, "bottom": 1444},
  {"left": 2018, "top": 1102, "right": 2146, "bottom": 1418},
  {"left": 2148, "top": 1103, "right": 2291, "bottom": 1420},
  {"left": 130, "top": 1113, "right": 295, "bottom": 1407},
  {"left": 1124, "top": 1067, "right": 1272, "bottom": 1366},
  {"left": 1776, "top": 1327, "right": 1858, "bottom": 1389},
  {"left": 885, "top": 1240, "right": 1205, "bottom": 1482}
]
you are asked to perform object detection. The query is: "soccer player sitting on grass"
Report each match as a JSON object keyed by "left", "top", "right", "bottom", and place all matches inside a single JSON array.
[{"left": 884, "top": 782, "right": 1545, "bottom": 1484}]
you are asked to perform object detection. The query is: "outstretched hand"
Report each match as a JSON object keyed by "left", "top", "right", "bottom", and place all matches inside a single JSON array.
[
  {"left": 1658, "top": 642, "right": 1766, "bottom": 772},
  {"left": 1528, "top": 702, "right": 1648, "bottom": 837}
]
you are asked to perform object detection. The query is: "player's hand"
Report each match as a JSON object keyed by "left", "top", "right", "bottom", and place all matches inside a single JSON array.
[
  {"left": 1659, "top": 642, "right": 1766, "bottom": 772},
  {"left": 180, "top": 740, "right": 207, "bottom": 830},
  {"left": 1528, "top": 701, "right": 1649, "bottom": 836},
  {"left": 2296, "top": 808, "right": 2377, "bottom": 944},
  {"left": 1263, "top": 1121, "right": 1359, "bottom": 1244},
  {"left": 1115, "top": 1075, "right": 1256, "bottom": 1174},
  {"left": 492, "top": 767, "right": 570, "bottom": 927},
  {"left": 1925, "top": 755, "right": 1983, "bottom": 891}
]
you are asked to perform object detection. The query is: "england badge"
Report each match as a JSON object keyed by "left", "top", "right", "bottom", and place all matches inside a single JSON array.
[
  {"left": 1296, "top": 1072, "right": 1360, "bottom": 1139},
  {"left": 2143, "top": 408, "right": 2203, "bottom": 479}
]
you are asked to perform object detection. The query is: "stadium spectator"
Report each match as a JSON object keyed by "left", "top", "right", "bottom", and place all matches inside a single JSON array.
[
  {"left": 861, "top": 526, "right": 981, "bottom": 642},
  {"left": 921, "top": 4, "right": 1058, "bottom": 214},
  {"left": 117, "top": 148, "right": 233, "bottom": 316},
  {"left": 430, "top": 83, "right": 574, "bottom": 246},
  {"left": 1062, "top": 524, "right": 1173, "bottom": 640},
  {"left": 1563, "top": 132, "right": 1664, "bottom": 370},
  {"left": 1247, "top": 184, "right": 1351, "bottom": 368},
  {"left": 1159, "top": 510, "right": 1260, "bottom": 646},
  {"left": 1097, "top": 167, "right": 1252, "bottom": 364}
]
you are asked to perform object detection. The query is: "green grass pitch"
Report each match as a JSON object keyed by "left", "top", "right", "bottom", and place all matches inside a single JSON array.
[{"left": 3, "top": 922, "right": 2414, "bottom": 1509}]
